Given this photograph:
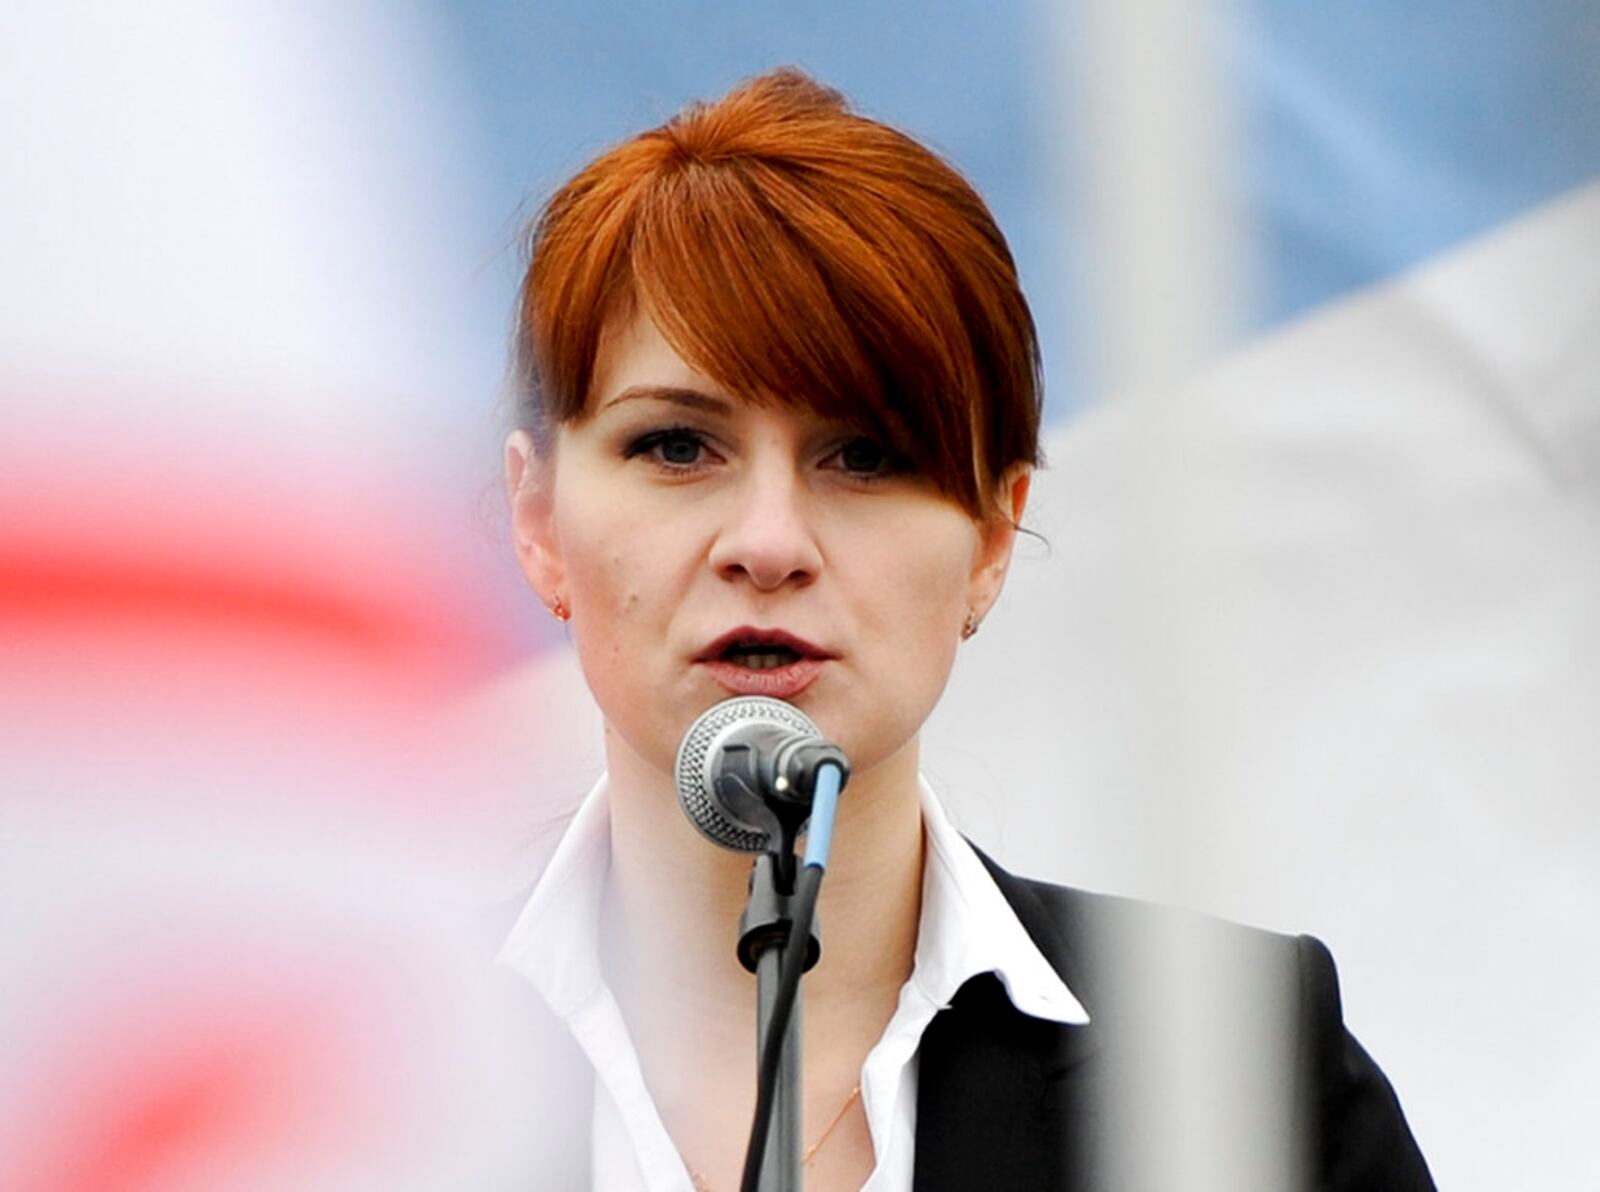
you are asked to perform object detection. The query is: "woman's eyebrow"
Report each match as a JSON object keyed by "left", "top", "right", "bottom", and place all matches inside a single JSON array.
[{"left": 600, "top": 385, "right": 733, "bottom": 416}]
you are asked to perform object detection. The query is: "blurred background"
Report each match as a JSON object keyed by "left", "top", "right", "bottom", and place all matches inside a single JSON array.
[{"left": 3, "top": 1, "right": 1596, "bottom": 1187}]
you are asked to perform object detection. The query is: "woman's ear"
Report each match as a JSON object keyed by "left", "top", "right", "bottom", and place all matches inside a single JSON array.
[
  {"left": 505, "top": 429, "right": 565, "bottom": 606},
  {"left": 1000, "top": 464, "right": 1030, "bottom": 526},
  {"left": 967, "top": 465, "right": 1032, "bottom": 621}
]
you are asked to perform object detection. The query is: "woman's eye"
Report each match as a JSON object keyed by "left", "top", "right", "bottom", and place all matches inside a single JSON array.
[
  {"left": 831, "top": 436, "right": 895, "bottom": 477},
  {"left": 626, "top": 428, "right": 710, "bottom": 469}
]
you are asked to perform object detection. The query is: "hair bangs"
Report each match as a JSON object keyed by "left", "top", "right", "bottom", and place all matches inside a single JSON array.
[{"left": 515, "top": 67, "right": 1042, "bottom": 520}]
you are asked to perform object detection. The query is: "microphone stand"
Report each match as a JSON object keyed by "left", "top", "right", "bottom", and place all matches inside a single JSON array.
[
  {"left": 737, "top": 846, "right": 820, "bottom": 1192},
  {"left": 673, "top": 701, "right": 846, "bottom": 1192}
]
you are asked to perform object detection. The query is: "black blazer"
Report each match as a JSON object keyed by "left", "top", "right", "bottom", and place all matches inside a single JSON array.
[
  {"left": 498, "top": 855, "right": 1434, "bottom": 1189},
  {"left": 912, "top": 851, "right": 1435, "bottom": 1190}
]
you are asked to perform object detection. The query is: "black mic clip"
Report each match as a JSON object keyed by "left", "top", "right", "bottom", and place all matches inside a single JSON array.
[
  {"left": 737, "top": 853, "right": 822, "bottom": 975},
  {"left": 713, "top": 732, "right": 852, "bottom": 861}
]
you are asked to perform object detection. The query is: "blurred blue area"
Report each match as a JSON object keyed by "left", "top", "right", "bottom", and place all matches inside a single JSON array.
[
  {"left": 1240, "top": 0, "right": 1600, "bottom": 324},
  {"left": 434, "top": 0, "right": 1600, "bottom": 421}
]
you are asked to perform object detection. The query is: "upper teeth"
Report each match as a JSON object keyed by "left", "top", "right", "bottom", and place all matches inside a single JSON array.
[
  {"left": 729, "top": 646, "right": 798, "bottom": 669},
  {"left": 739, "top": 652, "right": 792, "bottom": 669}
]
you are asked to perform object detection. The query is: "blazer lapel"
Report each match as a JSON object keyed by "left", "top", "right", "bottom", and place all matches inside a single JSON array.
[
  {"left": 912, "top": 850, "right": 1103, "bottom": 1191},
  {"left": 914, "top": 972, "right": 1102, "bottom": 1190}
]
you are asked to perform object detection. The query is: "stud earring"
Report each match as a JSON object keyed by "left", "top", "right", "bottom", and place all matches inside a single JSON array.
[
  {"left": 961, "top": 611, "right": 981, "bottom": 641},
  {"left": 548, "top": 596, "right": 570, "bottom": 623}
]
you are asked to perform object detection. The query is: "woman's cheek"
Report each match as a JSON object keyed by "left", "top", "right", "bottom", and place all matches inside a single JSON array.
[{"left": 879, "top": 515, "right": 975, "bottom": 625}]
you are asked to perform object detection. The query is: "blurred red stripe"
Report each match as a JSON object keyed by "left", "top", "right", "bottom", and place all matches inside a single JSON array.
[{"left": 2, "top": 551, "right": 414, "bottom": 656}]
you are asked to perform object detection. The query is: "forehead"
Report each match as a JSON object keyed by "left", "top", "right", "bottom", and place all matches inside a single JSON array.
[{"left": 589, "top": 308, "right": 707, "bottom": 404}]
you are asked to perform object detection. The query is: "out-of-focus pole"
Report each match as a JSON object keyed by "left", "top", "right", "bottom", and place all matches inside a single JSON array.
[
  {"left": 1043, "top": 3, "right": 1297, "bottom": 1189},
  {"left": 1062, "top": 0, "right": 1253, "bottom": 397}
]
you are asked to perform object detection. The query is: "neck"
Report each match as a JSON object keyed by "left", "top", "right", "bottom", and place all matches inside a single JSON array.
[{"left": 599, "top": 723, "right": 925, "bottom": 1111}]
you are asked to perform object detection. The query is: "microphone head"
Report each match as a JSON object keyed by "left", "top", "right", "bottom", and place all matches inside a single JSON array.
[{"left": 674, "top": 696, "right": 822, "bottom": 852}]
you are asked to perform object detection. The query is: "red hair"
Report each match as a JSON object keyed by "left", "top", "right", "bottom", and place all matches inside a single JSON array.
[{"left": 515, "top": 67, "right": 1041, "bottom": 518}]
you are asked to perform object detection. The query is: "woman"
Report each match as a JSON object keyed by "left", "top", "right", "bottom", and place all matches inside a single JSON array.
[{"left": 498, "top": 68, "right": 1432, "bottom": 1190}]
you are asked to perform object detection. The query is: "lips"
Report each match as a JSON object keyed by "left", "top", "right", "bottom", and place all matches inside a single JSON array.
[
  {"left": 696, "top": 626, "right": 834, "bottom": 699},
  {"left": 697, "top": 626, "right": 832, "bottom": 664}
]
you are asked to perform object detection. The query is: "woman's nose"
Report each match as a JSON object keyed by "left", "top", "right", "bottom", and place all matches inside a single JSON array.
[{"left": 708, "top": 464, "right": 823, "bottom": 591}]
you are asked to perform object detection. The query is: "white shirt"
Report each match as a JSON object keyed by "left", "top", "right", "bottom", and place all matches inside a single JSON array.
[{"left": 497, "top": 777, "right": 1088, "bottom": 1191}]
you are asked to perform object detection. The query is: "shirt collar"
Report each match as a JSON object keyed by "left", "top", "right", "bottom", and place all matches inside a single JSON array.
[
  {"left": 913, "top": 778, "right": 1089, "bottom": 1025},
  {"left": 496, "top": 775, "right": 612, "bottom": 1018},
  {"left": 497, "top": 774, "right": 1089, "bottom": 1027}
]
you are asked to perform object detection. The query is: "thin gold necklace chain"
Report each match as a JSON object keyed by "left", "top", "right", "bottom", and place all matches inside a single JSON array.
[
  {"left": 688, "top": 1083, "right": 862, "bottom": 1192},
  {"left": 802, "top": 1082, "right": 863, "bottom": 1165}
]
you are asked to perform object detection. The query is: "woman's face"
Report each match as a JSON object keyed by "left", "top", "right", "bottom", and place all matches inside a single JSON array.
[{"left": 508, "top": 309, "right": 1026, "bottom": 787}]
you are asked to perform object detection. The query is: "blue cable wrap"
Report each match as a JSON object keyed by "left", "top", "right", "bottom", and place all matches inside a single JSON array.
[{"left": 802, "top": 762, "right": 842, "bottom": 870}]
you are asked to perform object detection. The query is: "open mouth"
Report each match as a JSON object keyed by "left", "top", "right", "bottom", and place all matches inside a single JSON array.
[
  {"left": 698, "top": 627, "right": 829, "bottom": 697},
  {"left": 719, "top": 641, "right": 803, "bottom": 670},
  {"left": 699, "top": 627, "right": 829, "bottom": 669}
]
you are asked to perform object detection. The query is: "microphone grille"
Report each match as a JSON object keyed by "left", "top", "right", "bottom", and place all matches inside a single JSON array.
[{"left": 674, "top": 696, "right": 821, "bottom": 852}]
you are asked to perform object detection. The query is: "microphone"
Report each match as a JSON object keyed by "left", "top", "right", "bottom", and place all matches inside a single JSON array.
[{"left": 674, "top": 695, "right": 851, "bottom": 853}]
